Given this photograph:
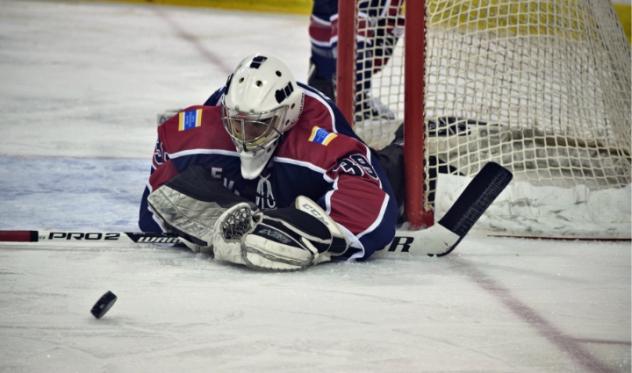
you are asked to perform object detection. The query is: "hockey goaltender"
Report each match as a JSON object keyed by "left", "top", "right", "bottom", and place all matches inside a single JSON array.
[{"left": 138, "top": 54, "right": 403, "bottom": 271}]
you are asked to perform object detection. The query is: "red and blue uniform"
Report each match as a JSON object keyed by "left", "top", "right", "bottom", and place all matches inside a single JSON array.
[
  {"left": 309, "top": 0, "right": 403, "bottom": 95},
  {"left": 139, "top": 84, "right": 398, "bottom": 259}
]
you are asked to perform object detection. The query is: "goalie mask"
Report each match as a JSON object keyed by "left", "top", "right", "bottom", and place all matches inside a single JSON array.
[{"left": 222, "top": 54, "right": 304, "bottom": 179}]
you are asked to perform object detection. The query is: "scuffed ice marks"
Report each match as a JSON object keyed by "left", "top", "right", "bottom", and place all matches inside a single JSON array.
[{"left": 0, "top": 156, "right": 149, "bottom": 231}]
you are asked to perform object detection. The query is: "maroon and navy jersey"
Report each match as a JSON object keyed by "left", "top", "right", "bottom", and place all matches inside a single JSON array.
[
  {"left": 139, "top": 83, "right": 398, "bottom": 259},
  {"left": 309, "top": 0, "right": 404, "bottom": 88}
]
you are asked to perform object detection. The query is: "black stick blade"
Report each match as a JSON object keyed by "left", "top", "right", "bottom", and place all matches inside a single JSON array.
[{"left": 437, "top": 162, "right": 513, "bottom": 252}]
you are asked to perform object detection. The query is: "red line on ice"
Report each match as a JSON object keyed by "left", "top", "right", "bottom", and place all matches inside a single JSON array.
[
  {"left": 153, "top": 7, "right": 233, "bottom": 75},
  {"left": 453, "top": 258, "right": 617, "bottom": 373}
]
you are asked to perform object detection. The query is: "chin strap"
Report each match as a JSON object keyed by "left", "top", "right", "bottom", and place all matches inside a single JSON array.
[{"left": 238, "top": 143, "right": 277, "bottom": 180}]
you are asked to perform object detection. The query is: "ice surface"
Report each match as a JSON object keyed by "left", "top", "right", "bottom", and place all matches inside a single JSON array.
[{"left": 0, "top": 1, "right": 630, "bottom": 372}]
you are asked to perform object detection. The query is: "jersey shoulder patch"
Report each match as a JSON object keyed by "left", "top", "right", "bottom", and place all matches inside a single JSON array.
[
  {"left": 307, "top": 126, "right": 338, "bottom": 146},
  {"left": 176, "top": 108, "right": 203, "bottom": 132},
  {"left": 277, "top": 122, "right": 367, "bottom": 170},
  {"left": 158, "top": 105, "right": 233, "bottom": 154}
]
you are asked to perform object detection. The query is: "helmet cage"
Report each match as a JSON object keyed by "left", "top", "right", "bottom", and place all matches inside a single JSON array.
[{"left": 221, "top": 104, "right": 289, "bottom": 152}]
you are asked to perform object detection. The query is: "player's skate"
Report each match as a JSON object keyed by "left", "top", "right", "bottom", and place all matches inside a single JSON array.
[
  {"left": 353, "top": 92, "right": 399, "bottom": 149},
  {"left": 307, "top": 62, "right": 335, "bottom": 100},
  {"left": 354, "top": 93, "right": 396, "bottom": 122}
]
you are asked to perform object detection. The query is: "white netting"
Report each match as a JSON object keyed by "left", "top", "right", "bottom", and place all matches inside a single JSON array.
[{"left": 350, "top": 0, "right": 631, "bottom": 237}]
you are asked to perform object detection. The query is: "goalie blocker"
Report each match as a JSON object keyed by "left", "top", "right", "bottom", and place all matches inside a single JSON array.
[{"left": 148, "top": 166, "right": 350, "bottom": 271}]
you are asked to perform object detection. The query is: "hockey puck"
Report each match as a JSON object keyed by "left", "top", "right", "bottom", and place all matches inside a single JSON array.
[{"left": 90, "top": 291, "right": 117, "bottom": 319}]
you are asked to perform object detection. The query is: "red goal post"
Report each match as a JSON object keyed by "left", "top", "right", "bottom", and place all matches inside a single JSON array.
[
  {"left": 336, "top": 0, "right": 631, "bottom": 236},
  {"left": 337, "top": 0, "right": 430, "bottom": 228}
]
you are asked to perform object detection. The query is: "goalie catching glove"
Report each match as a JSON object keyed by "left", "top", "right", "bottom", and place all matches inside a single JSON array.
[{"left": 212, "top": 196, "right": 349, "bottom": 271}]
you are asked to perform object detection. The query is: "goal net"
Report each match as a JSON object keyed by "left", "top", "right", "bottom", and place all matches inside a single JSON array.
[{"left": 337, "top": 0, "right": 631, "bottom": 238}]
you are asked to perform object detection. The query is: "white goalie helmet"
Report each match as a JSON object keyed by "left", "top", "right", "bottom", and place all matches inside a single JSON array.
[{"left": 221, "top": 54, "right": 304, "bottom": 179}]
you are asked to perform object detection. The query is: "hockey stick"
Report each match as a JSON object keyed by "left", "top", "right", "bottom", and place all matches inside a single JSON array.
[
  {"left": 0, "top": 230, "right": 181, "bottom": 245},
  {"left": 380, "top": 161, "right": 513, "bottom": 257},
  {"left": 0, "top": 162, "right": 512, "bottom": 257}
]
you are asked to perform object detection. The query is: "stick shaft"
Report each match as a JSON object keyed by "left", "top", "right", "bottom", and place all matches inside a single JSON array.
[
  {"left": 0, "top": 230, "right": 180, "bottom": 244},
  {"left": 0, "top": 229, "right": 444, "bottom": 255},
  {"left": 0, "top": 163, "right": 513, "bottom": 256}
]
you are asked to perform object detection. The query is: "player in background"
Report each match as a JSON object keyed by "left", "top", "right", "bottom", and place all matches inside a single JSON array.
[
  {"left": 139, "top": 54, "right": 400, "bottom": 271},
  {"left": 308, "top": 0, "right": 404, "bottom": 121}
]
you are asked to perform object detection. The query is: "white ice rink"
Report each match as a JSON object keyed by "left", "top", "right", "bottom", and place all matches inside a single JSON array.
[{"left": 0, "top": 1, "right": 630, "bottom": 372}]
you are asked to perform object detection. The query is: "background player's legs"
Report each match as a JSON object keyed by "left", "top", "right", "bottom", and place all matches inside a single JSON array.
[{"left": 308, "top": 0, "right": 337, "bottom": 100}]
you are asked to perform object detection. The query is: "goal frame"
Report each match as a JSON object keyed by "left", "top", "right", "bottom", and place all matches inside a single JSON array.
[
  {"left": 334, "top": 0, "right": 631, "bottom": 238},
  {"left": 336, "top": 0, "right": 430, "bottom": 228}
]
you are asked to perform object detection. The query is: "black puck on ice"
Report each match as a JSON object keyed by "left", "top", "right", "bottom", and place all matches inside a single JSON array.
[{"left": 91, "top": 291, "right": 117, "bottom": 319}]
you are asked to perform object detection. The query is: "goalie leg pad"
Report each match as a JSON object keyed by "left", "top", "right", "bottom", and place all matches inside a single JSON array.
[
  {"left": 241, "top": 196, "right": 349, "bottom": 271},
  {"left": 240, "top": 212, "right": 329, "bottom": 271},
  {"left": 293, "top": 196, "right": 349, "bottom": 256},
  {"left": 210, "top": 196, "right": 349, "bottom": 271},
  {"left": 147, "top": 166, "right": 253, "bottom": 251},
  {"left": 211, "top": 204, "right": 328, "bottom": 271},
  {"left": 148, "top": 185, "right": 225, "bottom": 250}
]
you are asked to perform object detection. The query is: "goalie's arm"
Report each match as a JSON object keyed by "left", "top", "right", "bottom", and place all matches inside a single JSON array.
[
  {"left": 139, "top": 150, "right": 181, "bottom": 232},
  {"left": 321, "top": 150, "right": 400, "bottom": 260},
  {"left": 139, "top": 120, "right": 183, "bottom": 232}
]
